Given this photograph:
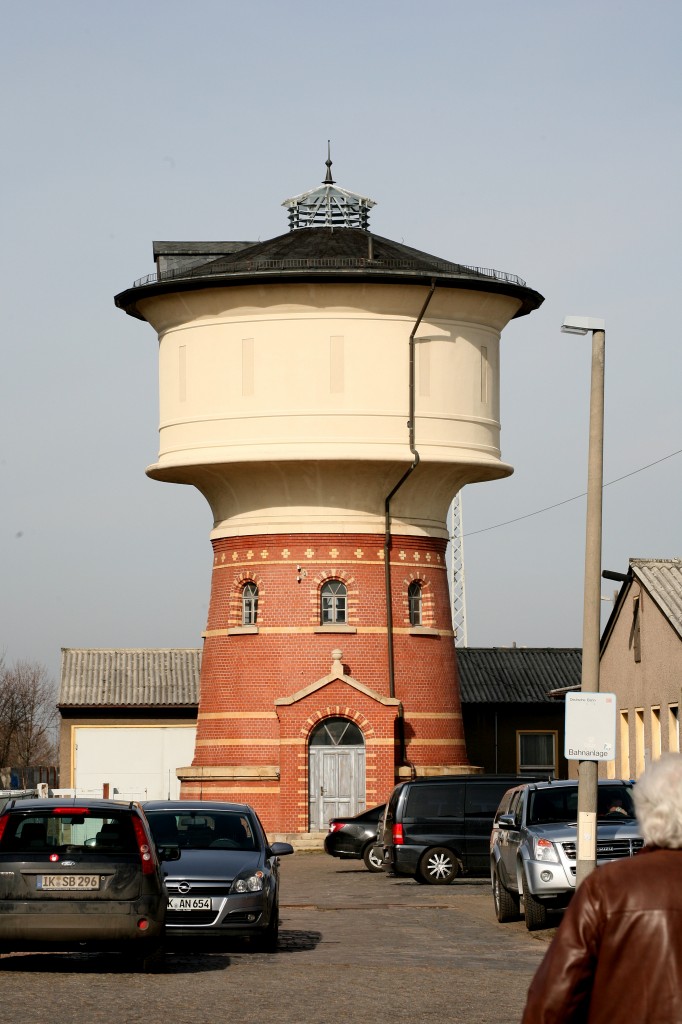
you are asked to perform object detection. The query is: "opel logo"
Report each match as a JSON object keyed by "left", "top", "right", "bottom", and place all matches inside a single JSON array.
[{"left": 178, "top": 881, "right": 192, "bottom": 894}]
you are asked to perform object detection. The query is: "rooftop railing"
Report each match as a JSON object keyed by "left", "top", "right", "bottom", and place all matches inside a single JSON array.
[{"left": 133, "top": 257, "right": 526, "bottom": 289}]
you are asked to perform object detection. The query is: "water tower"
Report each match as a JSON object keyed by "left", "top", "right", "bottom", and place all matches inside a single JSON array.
[{"left": 115, "top": 159, "right": 543, "bottom": 833}]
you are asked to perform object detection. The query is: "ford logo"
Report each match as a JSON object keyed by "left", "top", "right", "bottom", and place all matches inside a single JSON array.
[{"left": 178, "top": 881, "right": 192, "bottom": 894}]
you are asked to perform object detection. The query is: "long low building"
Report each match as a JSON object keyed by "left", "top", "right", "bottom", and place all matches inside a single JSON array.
[
  {"left": 59, "top": 646, "right": 579, "bottom": 804},
  {"left": 58, "top": 648, "right": 200, "bottom": 801}
]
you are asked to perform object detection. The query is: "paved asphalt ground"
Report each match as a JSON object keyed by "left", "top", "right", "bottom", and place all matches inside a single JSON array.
[{"left": 0, "top": 852, "right": 556, "bottom": 1024}]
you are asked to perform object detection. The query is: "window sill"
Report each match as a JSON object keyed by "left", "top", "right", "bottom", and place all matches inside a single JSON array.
[
  {"left": 313, "top": 625, "right": 357, "bottom": 634},
  {"left": 409, "top": 626, "right": 440, "bottom": 637},
  {"left": 227, "top": 625, "right": 259, "bottom": 636}
]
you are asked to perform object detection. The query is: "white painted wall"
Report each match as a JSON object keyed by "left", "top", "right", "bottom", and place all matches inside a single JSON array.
[
  {"left": 73, "top": 726, "right": 197, "bottom": 801},
  {"left": 139, "top": 281, "right": 521, "bottom": 540}
]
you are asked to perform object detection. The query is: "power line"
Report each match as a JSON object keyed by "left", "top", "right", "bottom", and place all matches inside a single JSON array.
[{"left": 464, "top": 448, "right": 682, "bottom": 538}]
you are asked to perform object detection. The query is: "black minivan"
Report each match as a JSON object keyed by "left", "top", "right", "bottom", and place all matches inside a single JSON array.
[{"left": 381, "top": 775, "right": 543, "bottom": 884}]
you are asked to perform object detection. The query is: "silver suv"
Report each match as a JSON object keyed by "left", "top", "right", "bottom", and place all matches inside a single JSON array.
[{"left": 490, "top": 779, "right": 643, "bottom": 930}]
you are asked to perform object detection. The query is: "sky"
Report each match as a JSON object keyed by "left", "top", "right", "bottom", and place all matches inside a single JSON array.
[{"left": 1, "top": 0, "right": 681, "bottom": 687}]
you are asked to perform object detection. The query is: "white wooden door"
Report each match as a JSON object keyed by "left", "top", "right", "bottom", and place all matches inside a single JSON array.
[{"left": 309, "top": 745, "right": 365, "bottom": 830}]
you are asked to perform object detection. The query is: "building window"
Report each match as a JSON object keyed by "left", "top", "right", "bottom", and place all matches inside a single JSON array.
[
  {"left": 651, "top": 707, "right": 661, "bottom": 761},
  {"left": 669, "top": 705, "right": 679, "bottom": 753},
  {"left": 242, "top": 582, "right": 258, "bottom": 625},
  {"left": 620, "top": 710, "right": 630, "bottom": 778},
  {"left": 321, "top": 580, "right": 347, "bottom": 625},
  {"left": 408, "top": 581, "right": 422, "bottom": 626},
  {"left": 635, "top": 708, "right": 645, "bottom": 777},
  {"left": 309, "top": 716, "right": 363, "bottom": 746},
  {"left": 517, "top": 732, "right": 557, "bottom": 778}
]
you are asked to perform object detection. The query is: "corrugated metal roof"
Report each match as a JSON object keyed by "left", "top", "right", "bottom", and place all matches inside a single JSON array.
[
  {"left": 59, "top": 649, "right": 201, "bottom": 708},
  {"left": 631, "top": 558, "right": 682, "bottom": 639},
  {"left": 457, "top": 648, "right": 581, "bottom": 703},
  {"left": 59, "top": 645, "right": 583, "bottom": 709}
]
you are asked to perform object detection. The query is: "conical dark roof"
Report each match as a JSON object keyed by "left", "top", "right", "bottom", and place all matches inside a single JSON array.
[
  {"left": 116, "top": 225, "right": 543, "bottom": 319},
  {"left": 193, "top": 227, "right": 502, "bottom": 276},
  {"left": 116, "top": 160, "right": 544, "bottom": 319}
]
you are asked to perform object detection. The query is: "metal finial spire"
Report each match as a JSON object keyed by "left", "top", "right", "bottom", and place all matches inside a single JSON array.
[{"left": 323, "top": 140, "right": 335, "bottom": 184}]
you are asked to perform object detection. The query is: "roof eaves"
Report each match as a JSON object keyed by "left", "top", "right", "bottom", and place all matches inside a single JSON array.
[
  {"left": 630, "top": 559, "right": 682, "bottom": 640},
  {"left": 599, "top": 572, "right": 634, "bottom": 653}
]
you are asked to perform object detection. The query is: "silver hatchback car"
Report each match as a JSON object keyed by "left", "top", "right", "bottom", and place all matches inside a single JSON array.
[
  {"left": 0, "top": 797, "right": 171, "bottom": 966},
  {"left": 490, "top": 779, "right": 643, "bottom": 930}
]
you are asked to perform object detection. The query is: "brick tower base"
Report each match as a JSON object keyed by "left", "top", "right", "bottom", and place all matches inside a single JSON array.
[{"left": 178, "top": 532, "right": 471, "bottom": 832}]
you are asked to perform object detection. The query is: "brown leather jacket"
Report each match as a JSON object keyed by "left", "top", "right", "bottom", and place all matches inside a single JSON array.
[{"left": 522, "top": 847, "right": 682, "bottom": 1023}]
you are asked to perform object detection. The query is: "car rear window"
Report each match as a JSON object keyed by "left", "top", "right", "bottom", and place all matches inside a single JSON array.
[
  {"left": 0, "top": 811, "right": 137, "bottom": 853},
  {"left": 145, "top": 810, "right": 257, "bottom": 850},
  {"left": 354, "top": 805, "right": 384, "bottom": 823}
]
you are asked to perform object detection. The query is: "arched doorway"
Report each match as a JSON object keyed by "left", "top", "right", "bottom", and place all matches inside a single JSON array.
[{"left": 308, "top": 717, "right": 366, "bottom": 830}]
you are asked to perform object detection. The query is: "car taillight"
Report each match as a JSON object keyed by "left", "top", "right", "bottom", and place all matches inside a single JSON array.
[
  {"left": 132, "top": 816, "right": 156, "bottom": 875},
  {"left": 329, "top": 822, "right": 345, "bottom": 833},
  {"left": 0, "top": 815, "right": 9, "bottom": 845},
  {"left": 392, "top": 824, "right": 404, "bottom": 846},
  {"left": 53, "top": 807, "right": 90, "bottom": 815}
]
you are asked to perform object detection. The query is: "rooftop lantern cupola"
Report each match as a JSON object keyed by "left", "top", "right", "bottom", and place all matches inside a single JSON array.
[{"left": 282, "top": 145, "right": 376, "bottom": 230}]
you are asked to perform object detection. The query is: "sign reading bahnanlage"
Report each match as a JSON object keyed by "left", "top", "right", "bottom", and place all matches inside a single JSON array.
[{"left": 564, "top": 692, "right": 617, "bottom": 761}]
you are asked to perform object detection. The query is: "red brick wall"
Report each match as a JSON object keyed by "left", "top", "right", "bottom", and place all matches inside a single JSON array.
[{"left": 180, "top": 532, "right": 469, "bottom": 831}]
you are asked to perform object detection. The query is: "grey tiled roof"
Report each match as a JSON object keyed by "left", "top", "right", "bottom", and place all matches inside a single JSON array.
[
  {"left": 59, "top": 649, "right": 201, "bottom": 708},
  {"left": 457, "top": 648, "right": 581, "bottom": 703},
  {"left": 631, "top": 558, "right": 682, "bottom": 638}
]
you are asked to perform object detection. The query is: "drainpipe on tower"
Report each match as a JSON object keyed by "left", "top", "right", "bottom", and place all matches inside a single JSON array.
[{"left": 384, "top": 280, "right": 436, "bottom": 770}]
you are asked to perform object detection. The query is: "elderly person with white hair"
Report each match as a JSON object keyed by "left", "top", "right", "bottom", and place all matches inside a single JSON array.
[{"left": 521, "top": 752, "right": 682, "bottom": 1024}]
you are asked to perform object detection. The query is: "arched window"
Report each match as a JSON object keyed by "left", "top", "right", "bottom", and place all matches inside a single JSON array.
[
  {"left": 309, "top": 716, "right": 364, "bottom": 746},
  {"left": 321, "top": 580, "right": 347, "bottom": 625},
  {"left": 408, "top": 581, "right": 422, "bottom": 626},
  {"left": 242, "top": 582, "right": 259, "bottom": 625}
]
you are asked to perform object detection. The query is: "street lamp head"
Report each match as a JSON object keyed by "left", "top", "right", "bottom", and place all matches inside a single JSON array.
[{"left": 561, "top": 315, "right": 606, "bottom": 335}]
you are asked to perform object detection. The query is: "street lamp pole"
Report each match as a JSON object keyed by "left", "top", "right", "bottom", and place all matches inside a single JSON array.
[{"left": 561, "top": 315, "right": 606, "bottom": 886}]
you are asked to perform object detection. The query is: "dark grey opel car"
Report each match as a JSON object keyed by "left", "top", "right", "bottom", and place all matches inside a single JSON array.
[
  {"left": 0, "top": 797, "right": 169, "bottom": 965},
  {"left": 143, "top": 800, "right": 293, "bottom": 950}
]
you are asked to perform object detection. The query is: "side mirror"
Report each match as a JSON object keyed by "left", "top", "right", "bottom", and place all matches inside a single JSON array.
[
  {"left": 157, "top": 843, "right": 181, "bottom": 862},
  {"left": 268, "top": 841, "right": 294, "bottom": 857},
  {"left": 496, "top": 814, "right": 517, "bottom": 830}
]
